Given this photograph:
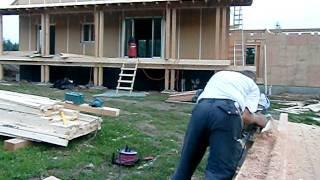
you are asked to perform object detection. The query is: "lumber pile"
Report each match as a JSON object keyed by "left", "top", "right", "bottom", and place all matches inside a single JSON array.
[{"left": 0, "top": 90, "right": 103, "bottom": 147}]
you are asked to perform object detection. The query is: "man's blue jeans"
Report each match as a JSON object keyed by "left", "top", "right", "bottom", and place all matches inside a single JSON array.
[{"left": 172, "top": 99, "right": 243, "bottom": 180}]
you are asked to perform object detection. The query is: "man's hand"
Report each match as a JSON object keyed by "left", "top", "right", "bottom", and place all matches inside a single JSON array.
[{"left": 242, "top": 109, "right": 268, "bottom": 128}]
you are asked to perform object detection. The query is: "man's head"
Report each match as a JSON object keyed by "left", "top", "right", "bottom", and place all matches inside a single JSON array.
[{"left": 239, "top": 70, "right": 256, "bottom": 81}]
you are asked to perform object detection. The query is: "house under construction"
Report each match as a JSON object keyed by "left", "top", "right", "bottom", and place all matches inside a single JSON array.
[{"left": 0, "top": 0, "right": 256, "bottom": 91}]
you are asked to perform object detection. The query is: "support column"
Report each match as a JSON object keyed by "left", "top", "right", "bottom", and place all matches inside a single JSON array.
[
  {"left": 94, "top": 11, "right": 100, "bottom": 57},
  {"left": 170, "top": 69, "right": 175, "bottom": 91},
  {"left": 41, "top": 65, "right": 45, "bottom": 83},
  {"left": 93, "top": 67, "right": 99, "bottom": 86},
  {"left": 44, "top": 65, "right": 50, "bottom": 83},
  {"left": 0, "top": 14, "right": 3, "bottom": 55},
  {"left": 0, "top": 65, "right": 3, "bottom": 81},
  {"left": 41, "top": 14, "right": 46, "bottom": 56},
  {"left": 165, "top": 69, "right": 169, "bottom": 90},
  {"left": 45, "top": 13, "right": 50, "bottom": 56},
  {"left": 98, "top": 11, "right": 104, "bottom": 57},
  {"left": 171, "top": 8, "right": 177, "bottom": 59},
  {"left": 165, "top": 7, "right": 171, "bottom": 60},
  {"left": 221, "top": 7, "right": 227, "bottom": 59},
  {"left": 98, "top": 66, "right": 103, "bottom": 86},
  {"left": 215, "top": 7, "right": 221, "bottom": 59}
]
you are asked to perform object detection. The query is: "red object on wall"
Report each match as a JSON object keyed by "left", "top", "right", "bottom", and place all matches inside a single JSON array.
[{"left": 128, "top": 39, "right": 137, "bottom": 58}]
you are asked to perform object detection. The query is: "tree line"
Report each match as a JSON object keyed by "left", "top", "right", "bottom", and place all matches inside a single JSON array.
[{"left": 3, "top": 39, "right": 19, "bottom": 51}]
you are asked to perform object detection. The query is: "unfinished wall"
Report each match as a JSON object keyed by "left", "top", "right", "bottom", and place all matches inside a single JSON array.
[
  {"left": 103, "top": 12, "right": 120, "bottom": 58},
  {"left": 267, "top": 32, "right": 320, "bottom": 87},
  {"left": 178, "top": 7, "right": 229, "bottom": 60},
  {"left": 19, "top": 15, "right": 38, "bottom": 51},
  {"left": 230, "top": 30, "right": 320, "bottom": 88}
]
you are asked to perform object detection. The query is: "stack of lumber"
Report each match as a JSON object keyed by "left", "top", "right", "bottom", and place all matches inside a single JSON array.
[{"left": 0, "top": 90, "right": 103, "bottom": 147}]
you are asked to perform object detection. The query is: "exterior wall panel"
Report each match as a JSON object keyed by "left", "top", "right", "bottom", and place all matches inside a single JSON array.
[
  {"left": 201, "top": 8, "right": 216, "bottom": 59},
  {"left": 19, "top": 16, "right": 29, "bottom": 51},
  {"left": 103, "top": 12, "right": 120, "bottom": 58},
  {"left": 179, "top": 9, "right": 200, "bottom": 59}
]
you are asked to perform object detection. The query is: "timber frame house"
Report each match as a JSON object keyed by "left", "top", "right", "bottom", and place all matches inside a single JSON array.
[{"left": 0, "top": 0, "right": 254, "bottom": 91}]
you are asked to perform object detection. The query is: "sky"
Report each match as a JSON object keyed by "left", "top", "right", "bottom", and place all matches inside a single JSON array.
[{"left": 1, "top": 0, "right": 320, "bottom": 43}]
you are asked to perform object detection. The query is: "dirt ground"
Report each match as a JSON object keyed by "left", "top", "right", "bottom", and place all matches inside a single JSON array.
[{"left": 236, "top": 121, "right": 320, "bottom": 180}]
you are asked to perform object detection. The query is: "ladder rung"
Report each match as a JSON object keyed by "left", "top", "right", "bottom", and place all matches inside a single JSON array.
[
  {"left": 119, "top": 73, "right": 135, "bottom": 77},
  {"left": 118, "top": 80, "right": 134, "bottom": 83},
  {"left": 117, "top": 87, "right": 133, "bottom": 90},
  {"left": 122, "top": 67, "right": 136, "bottom": 71}
]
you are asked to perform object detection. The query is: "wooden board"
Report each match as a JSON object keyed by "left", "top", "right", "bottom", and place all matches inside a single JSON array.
[
  {"left": 63, "top": 103, "right": 120, "bottom": 117},
  {"left": 4, "top": 138, "right": 31, "bottom": 151}
]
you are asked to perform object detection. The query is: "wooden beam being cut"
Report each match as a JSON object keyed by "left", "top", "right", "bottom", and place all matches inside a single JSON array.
[{"left": 63, "top": 103, "right": 120, "bottom": 117}]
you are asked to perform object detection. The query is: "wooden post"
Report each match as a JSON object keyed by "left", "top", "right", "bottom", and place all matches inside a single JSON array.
[
  {"left": 165, "top": 69, "right": 169, "bottom": 90},
  {"left": 98, "top": 66, "right": 103, "bottom": 86},
  {"left": 0, "top": 65, "right": 3, "bottom": 81},
  {"left": 41, "top": 14, "right": 46, "bottom": 56},
  {"left": 221, "top": 7, "right": 227, "bottom": 59},
  {"left": 215, "top": 7, "right": 221, "bottom": 59},
  {"left": 165, "top": 7, "right": 171, "bottom": 60},
  {"left": 41, "top": 65, "right": 45, "bottom": 83},
  {"left": 93, "top": 67, "right": 98, "bottom": 86},
  {"left": 45, "top": 13, "right": 50, "bottom": 56},
  {"left": 94, "top": 11, "right": 100, "bottom": 57},
  {"left": 44, "top": 65, "right": 50, "bottom": 83},
  {"left": 170, "top": 69, "right": 175, "bottom": 91},
  {"left": 98, "top": 11, "right": 104, "bottom": 57},
  {"left": 0, "top": 15, "right": 3, "bottom": 55},
  {"left": 171, "top": 8, "right": 177, "bottom": 59}
]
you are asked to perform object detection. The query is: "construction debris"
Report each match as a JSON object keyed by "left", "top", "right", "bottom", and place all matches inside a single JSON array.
[
  {"left": 274, "top": 101, "right": 320, "bottom": 114},
  {"left": 0, "top": 90, "right": 108, "bottom": 146}
]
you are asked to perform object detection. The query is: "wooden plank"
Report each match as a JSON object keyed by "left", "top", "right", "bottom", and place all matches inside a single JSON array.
[
  {"left": 98, "top": 11, "right": 104, "bottom": 58},
  {"left": 221, "top": 7, "right": 227, "bottom": 59},
  {"left": 171, "top": 8, "right": 177, "bottom": 59},
  {"left": 4, "top": 138, "right": 31, "bottom": 151},
  {"left": 45, "top": 13, "right": 50, "bottom": 56},
  {"left": 98, "top": 66, "right": 103, "bottom": 86},
  {"left": 165, "top": 69, "right": 169, "bottom": 90},
  {"left": 0, "top": 15, "right": 3, "bottom": 55},
  {"left": 94, "top": 11, "right": 100, "bottom": 57},
  {"left": 165, "top": 7, "right": 171, "bottom": 60},
  {"left": 215, "top": 7, "right": 221, "bottom": 59},
  {"left": 170, "top": 69, "right": 175, "bottom": 91},
  {"left": 63, "top": 103, "right": 120, "bottom": 117},
  {"left": 0, "top": 126, "right": 69, "bottom": 146},
  {"left": 41, "top": 13, "right": 46, "bottom": 56}
]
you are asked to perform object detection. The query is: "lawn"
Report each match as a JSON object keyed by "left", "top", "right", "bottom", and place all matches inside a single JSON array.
[
  {"left": 0, "top": 82, "right": 202, "bottom": 180},
  {"left": 0, "top": 82, "right": 318, "bottom": 179}
]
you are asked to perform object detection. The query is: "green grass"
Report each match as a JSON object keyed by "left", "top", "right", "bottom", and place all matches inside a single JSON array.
[
  {"left": 0, "top": 83, "right": 318, "bottom": 179},
  {"left": 0, "top": 82, "right": 202, "bottom": 179}
]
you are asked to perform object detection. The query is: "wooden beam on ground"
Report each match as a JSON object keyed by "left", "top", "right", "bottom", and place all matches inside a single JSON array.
[
  {"left": 165, "top": 69, "right": 169, "bottom": 90},
  {"left": 165, "top": 6, "right": 171, "bottom": 60},
  {"left": 4, "top": 138, "right": 31, "bottom": 151},
  {"left": 171, "top": 8, "right": 177, "bottom": 59},
  {"left": 0, "top": 15, "right": 3, "bottom": 55},
  {"left": 63, "top": 103, "right": 120, "bottom": 117},
  {"left": 170, "top": 69, "right": 175, "bottom": 91},
  {"left": 215, "top": 7, "right": 221, "bottom": 59},
  {"left": 98, "top": 10, "right": 104, "bottom": 58}
]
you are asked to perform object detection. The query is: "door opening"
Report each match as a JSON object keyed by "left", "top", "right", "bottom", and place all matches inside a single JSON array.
[
  {"left": 124, "top": 18, "right": 162, "bottom": 58},
  {"left": 50, "top": 25, "right": 56, "bottom": 55}
]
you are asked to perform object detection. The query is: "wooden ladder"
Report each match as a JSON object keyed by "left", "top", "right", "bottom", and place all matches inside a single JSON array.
[{"left": 116, "top": 62, "right": 138, "bottom": 94}]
